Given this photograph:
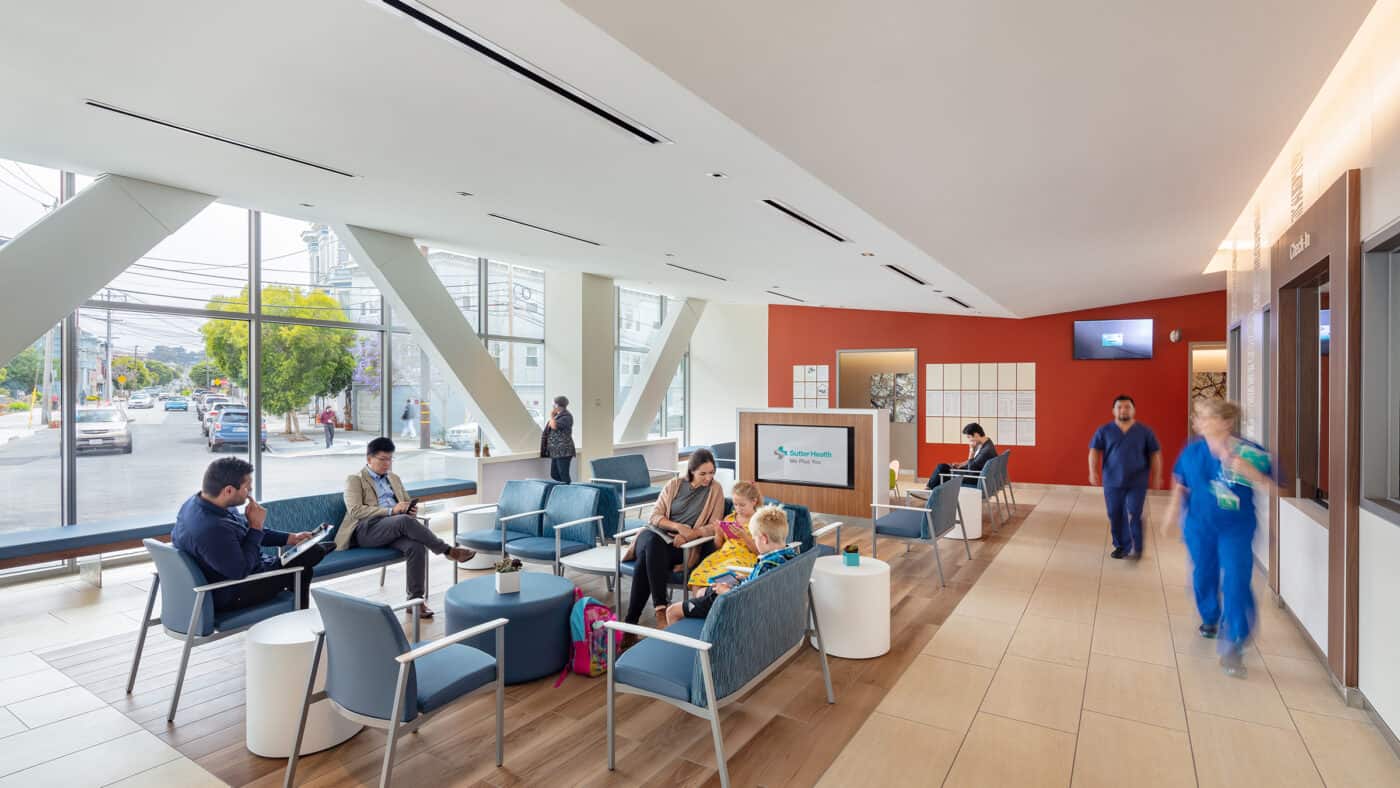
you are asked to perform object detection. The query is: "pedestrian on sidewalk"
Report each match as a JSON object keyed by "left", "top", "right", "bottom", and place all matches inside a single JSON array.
[
  {"left": 1161, "top": 398, "right": 1273, "bottom": 678},
  {"left": 1089, "top": 394, "right": 1161, "bottom": 559},
  {"left": 318, "top": 404, "right": 336, "bottom": 449},
  {"left": 400, "top": 399, "right": 418, "bottom": 439}
]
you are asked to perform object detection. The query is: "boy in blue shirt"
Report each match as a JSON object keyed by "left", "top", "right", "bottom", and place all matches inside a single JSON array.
[
  {"left": 1089, "top": 394, "right": 1162, "bottom": 559},
  {"left": 663, "top": 504, "right": 796, "bottom": 627}
]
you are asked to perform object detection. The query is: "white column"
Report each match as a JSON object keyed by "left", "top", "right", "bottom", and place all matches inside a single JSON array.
[
  {"left": 0, "top": 175, "right": 215, "bottom": 363},
  {"left": 544, "top": 271, "right": 615, "bottom": 472},
  {"left": 332, "top": 224, "right": 540, "bottom": 453},
  {"left": 615, "top": 298, "right": 706, "bottom": 442}
]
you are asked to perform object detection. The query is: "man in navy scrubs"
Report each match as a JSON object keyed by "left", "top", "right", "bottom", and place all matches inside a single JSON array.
[{"left": 1089, "top": 394, "right": 1161, "bottom": 559}]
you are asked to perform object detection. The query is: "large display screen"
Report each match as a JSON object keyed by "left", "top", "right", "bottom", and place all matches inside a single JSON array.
[
  {"left": 754, "top": 424, "right": 855, "bottom": 490},
  {"left": 1072, "top": 318, "right": 1154, "bottom": 360}
]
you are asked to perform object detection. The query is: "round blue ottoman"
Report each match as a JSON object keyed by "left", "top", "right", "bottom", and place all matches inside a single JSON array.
[{"left": 443, "top": 573, "right": 576, "bottom": 684}]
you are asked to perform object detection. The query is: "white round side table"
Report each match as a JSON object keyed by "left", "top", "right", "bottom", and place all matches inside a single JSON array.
[
  {"left": 245, "top": 608, "right": 363, "bottom": 757},
  {"left": 809, "top": 555, "right": 891, "bottom": 659}
]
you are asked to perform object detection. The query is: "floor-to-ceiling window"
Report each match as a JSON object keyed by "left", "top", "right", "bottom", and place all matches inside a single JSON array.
[{"left": 614, "top": 287, "right": 688, "bottom": 443}]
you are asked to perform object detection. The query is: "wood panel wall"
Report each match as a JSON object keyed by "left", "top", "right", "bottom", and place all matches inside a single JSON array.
[{"left": 737, "top": 411, "right": 874, "bottom": 518}]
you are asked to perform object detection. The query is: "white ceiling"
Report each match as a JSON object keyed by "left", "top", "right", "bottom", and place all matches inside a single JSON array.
[{"left": 0, "top": 1, "right": 1374, "bottom": 317}]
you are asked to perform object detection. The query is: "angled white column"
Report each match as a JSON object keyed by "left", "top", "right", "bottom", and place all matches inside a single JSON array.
[
  {"left": 333, "top": 224, "right": 539, "bottom": 453},
  {"left": 544, "top": 271, "right": 615, "bottom": 475},
  {"left": 0, "top": 175, "right": 214, "bottom": 363},
  {"left": 616, "top": 298, "right": 706, "bottom": 442}
]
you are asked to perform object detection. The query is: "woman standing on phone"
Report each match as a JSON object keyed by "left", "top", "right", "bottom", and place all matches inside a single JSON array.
[
  {"left": 540, "top": 395, "right": 575, "bottom": 483},
  {"left": 622, "top": 448, "right": 725, "bottom": 626},
  {"left": 1162, "top": 399, "right": 1273, "bottom": 677}
]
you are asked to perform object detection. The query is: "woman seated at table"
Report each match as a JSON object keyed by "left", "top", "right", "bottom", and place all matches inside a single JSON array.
[
  {"left": 622, "top": 448, "right": 725, "bottom": 626},
  {"left": 687, "top": 480, "right": 762, "bottom": 589}
]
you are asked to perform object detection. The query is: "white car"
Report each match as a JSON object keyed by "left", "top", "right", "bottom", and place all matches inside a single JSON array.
[
  {"left": 128, "top": 393, "right": 154, "bottom": 409},
  {"left": 75, "top": 407, "right": 133, "bottom": 454},
  {"left": 445, "top": 422, "right": 481, "bottom": 450}
]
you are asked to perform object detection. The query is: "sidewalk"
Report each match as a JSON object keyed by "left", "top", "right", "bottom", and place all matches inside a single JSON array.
[{"left": 0, "top": 409, "right": 44, "bottom": 446}]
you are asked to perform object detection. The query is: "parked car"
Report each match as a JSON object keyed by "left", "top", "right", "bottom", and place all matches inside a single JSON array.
[
  {"left": 445, "top": 422, "right": 482, "bottom": 450},
  {"left": 128, "top": 393, "right": 154, "bottom": 409},
  {"left": 202, "top": 400, "right": 244, "bottom": 436},
  {"left": 196, "top": 395, "right": 228, "bottom": 420},
  {"left": 163, "top": 395, "right": 189, "bottom": 412},
  {"left": 208, "top": 408, "right": 267, "bottom": 452},
  {"left": 156, "top": 392, "right": 171, "bottom": 402},
  {"left": 74, "top": 407, "right": 133, "bottom": 454}
]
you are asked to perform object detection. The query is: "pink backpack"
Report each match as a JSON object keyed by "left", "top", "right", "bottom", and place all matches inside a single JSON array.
[{"left": 557, "top": 590, "right": 622, "bottom": 684}]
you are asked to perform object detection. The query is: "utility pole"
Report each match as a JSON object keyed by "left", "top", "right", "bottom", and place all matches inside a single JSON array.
[{"left": 40, "top": 329, "right": 54, "bottom": 424}]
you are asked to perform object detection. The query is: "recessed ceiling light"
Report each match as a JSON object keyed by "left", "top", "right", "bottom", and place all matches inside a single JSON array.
[
  {"left": 708, "top": 172, "right": 727, "bottom": 179},
  {"left": 299, "top": 202, "right": 315, "bottom": 208},
  {"left": 456, "top": 190, "right": 473, "bottom": 197},
  {"left": 861, "top": 251, "right": 875, "bottom": 257},
  {"left": 664, "top": 252, "right": 676, "bottom": 257}
]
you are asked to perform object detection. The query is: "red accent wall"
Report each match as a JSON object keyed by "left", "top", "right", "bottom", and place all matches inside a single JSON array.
[{"left": 768, "top": 291, "right": 1226, "bottom": 487}]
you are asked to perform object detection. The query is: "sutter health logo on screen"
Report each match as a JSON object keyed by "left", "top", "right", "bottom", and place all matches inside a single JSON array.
[{"left": 774, "top": 445, "right": 835, "bottom": 463}]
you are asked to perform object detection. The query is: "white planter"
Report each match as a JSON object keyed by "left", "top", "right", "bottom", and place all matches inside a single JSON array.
[{"left": 495, "top": 571, "right": 521, "bottom": 594}]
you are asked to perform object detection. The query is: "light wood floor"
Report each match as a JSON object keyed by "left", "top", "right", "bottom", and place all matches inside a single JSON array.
[{"left": 4, "top": 485, "right": 1399, "bottom": 787}]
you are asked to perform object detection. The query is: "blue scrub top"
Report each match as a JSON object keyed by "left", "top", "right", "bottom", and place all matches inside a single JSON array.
[
  {"left": 1172, "top": 436, "right": 1271, "bottom": 531},
  {"left": 1090, "top": 421, "right": 1161, "bottom": 488}
]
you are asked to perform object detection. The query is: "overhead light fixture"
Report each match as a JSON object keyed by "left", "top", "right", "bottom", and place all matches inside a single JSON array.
[
  {"left": 884, "top": 264, "right": 927, "bottom": 286},
  {"left": 861, "top": 251, "right": 875, "bottom": 257},
  {"left": 761, "top": 199, "right": 848, "bottom": 243},
  {"left": 708, "top": 172, "right": 727, "bottom": 179},
  {"left": 666, "top": 262, "right": 727, "bottom": 282},
  {"left": 375, "top": 0, "right": 669, "bottom": 145},
  {"left": 456, "top": 190, "right": 473, "bottom": 197},
  {"left": 299, "top": 202, "right": 315, "bottom": 208},
  {"left": 664, "top": 252, "right": 676, "bottom": 257},
  {"left": 766, "top": 289, "right": 806, "bottom": 303},
  {"left": 945, "top": 295, "right": 972, "bottom": 309},
  {"left": 487, "top": 213, "right": 600, "bottom": 246},
  {"left": 84, "top": 99, "right": 357, "bottom": 178}
]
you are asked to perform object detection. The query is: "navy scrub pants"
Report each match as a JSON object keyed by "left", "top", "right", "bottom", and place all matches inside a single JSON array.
[
  {"left": 1185, "top": 517, "right": 1257, "bottom": 650},
  {"left": 1103, "top": 484, "right": 1147, "bottom": 554}
]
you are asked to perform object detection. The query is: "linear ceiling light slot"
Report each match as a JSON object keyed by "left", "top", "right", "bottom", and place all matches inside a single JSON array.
[
  {"left": 767, "top": 290, "right": 806, "bottom": 303},
  {"left": 377, "top": 0, "right": 668, "bottom": 145},
  {"left": 761, "top": 199, "right": 848, "bottom": 243},
  {"left": 487, "top": 213, "right": 600, "bottom": 246},
  {"left": 84, "top": 99, "right": 357, "bottom": 178},
  {"left": 884, "top": 264, "right": 927, "bottom": 286},
  {"left": 945, "top": 295, "right": 972, "bottom": 309},
  {"left": 666, "top": 262, "right": 727, "bottom": 282}
]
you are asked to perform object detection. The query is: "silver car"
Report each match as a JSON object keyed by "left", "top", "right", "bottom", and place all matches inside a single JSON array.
[{"left": 75, "top": 407, "right": 133, "bottom": 454}]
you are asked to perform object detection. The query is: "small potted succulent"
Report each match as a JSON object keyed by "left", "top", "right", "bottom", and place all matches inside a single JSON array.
[
  {"left": 494, "top": 557, "right": 523, "bottom": 593},
  {"left": 842, "top": 543, "right": 860, "bottom": 567}
]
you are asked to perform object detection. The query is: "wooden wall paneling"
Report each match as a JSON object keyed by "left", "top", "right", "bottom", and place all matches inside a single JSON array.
[{"left": 737, "top": 411, "right": 874, "bottom": 518}]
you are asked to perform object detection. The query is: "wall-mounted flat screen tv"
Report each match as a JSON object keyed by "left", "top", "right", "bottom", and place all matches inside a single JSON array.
[
  {"left": 1073, "top": 318, "right": 1154, "bottom": 360},
  {"left": 1320, "top": 309, "right": 1331, "bottom": 355},
  {"left": 754, "top": 423, "right": 855, "bottom": 489}
]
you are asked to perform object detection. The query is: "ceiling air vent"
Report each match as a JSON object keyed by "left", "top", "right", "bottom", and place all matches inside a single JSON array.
[
  {"left": 377, "top": 0, "right": 668, "bottom": 145},
  {"left": 945, "top": 295, "right": 972, "bottom": 309},
  {"left": 761, "top": 199, "right": 848, "bottom": 243},
  {"left": 666, "top": 263, "right": 727, "bottom": 282},
  {"left": 884, "top": 264, "right": 927, "bottom": 286},
  {"left": 85, "top": 100, "right": 356, "bottom": 178},
  {"left": 487, "top": 213, "right": 599, "bottom": 246},
  {"left": 766, "top": 290, "right": 806, "bottom": 303}
]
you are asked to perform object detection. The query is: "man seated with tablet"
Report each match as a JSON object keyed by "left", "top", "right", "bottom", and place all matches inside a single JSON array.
[{"left": 172, "top": 457, "right": 331, "bottom": 615}]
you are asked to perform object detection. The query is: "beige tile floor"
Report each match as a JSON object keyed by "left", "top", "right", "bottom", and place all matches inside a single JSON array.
[{"left": 820, "top": 486, "right": 1400, "bottom": 787}]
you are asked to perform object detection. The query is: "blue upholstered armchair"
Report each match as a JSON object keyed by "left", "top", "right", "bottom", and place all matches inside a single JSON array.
[
  {"left": 128, "top": 539, "right": 305, "bottom": 723},
  {"left": 710, "top": 441, "right": 736, "bottom": 472},
  {"left": 503, "top": 483, "right": 608, "bottom": 575},
  {"left": 284, "top": 588, "right": 507, "bottom": 788},
  {"left": 450, "top": 479, "right": 559, "bottom": 581},
  {"left": 589, "top": 454, "right": 677, "bottom": 507},
  {"left": 915, "top": 451, "right": 1014, "bottom": 531},
  {"left": 611, "top": 501, "right": 713, "bottom": 615},
  {"left": 602, "top": 548, "right": 833, "bottom": 788},
  {"left": 870, "top": 478, "right": 973, "bottom": 586}
]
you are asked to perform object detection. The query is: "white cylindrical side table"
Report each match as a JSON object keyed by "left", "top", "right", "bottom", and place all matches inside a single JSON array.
[
  {"left": 246, "top": 609, "right": 362, "bottom": 757},
  {"left": 957, "top": 485, "right": 984, "bottom": 540},
  {"left": 809, "top": 556, "right": 891, "bottom": 659},
  {"left": 458, "top": 509, "right": 500, "bottom": 569}
]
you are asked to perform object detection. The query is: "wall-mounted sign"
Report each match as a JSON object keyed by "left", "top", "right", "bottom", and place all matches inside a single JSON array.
[{"left": 1289, "top": 231, "right": 1312, "bottom": 260}]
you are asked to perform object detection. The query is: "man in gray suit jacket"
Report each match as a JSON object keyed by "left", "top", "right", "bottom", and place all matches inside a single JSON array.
[{"left": 341, "top": 437, "right": 473, "bottom": 617}]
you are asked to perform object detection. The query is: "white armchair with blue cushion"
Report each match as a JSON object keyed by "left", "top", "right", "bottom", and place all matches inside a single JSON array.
[
  {"left": 589, "top": 453, "right": 677, "bottom": 507},
  {"left": 870, "top": 479, "right": 973, "bottom": 586},
  {"left": 283, "top": 588, "right": 508, "bottom": 788},
  {"left": 128, "top": 539, "right": 306, "bottom": 723},
  {"left": 602, "top": 547, "right": 832, "bottom": 788},
  {"left": 450, "top": 479, "right": 560, "bottom": 581},
  {"left": 503, "top": 483, "right": 607, "bottom": 576}
]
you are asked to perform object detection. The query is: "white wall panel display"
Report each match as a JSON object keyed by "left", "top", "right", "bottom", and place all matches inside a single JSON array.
[
  {"left": 924, "top": 361, "right": 1036, "bottom": 445},
  {"left": 791, "top": 364, "right": 831, "bottom": 410}
]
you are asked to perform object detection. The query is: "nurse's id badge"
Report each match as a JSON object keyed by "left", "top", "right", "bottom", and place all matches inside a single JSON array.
[{"left": 1211, "top": 479, "right": 1241, "bottom": 511}]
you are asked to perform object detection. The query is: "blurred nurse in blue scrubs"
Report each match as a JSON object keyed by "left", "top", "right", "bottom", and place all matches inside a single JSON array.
[{"left": 1162, "top": 398, "right": 1273, "bottom": 678}]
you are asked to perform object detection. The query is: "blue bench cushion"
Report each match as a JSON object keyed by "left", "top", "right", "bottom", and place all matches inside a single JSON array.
[
  {"left": 413, "top": 641, "right": 496, "bottom": 713},
  {"left": 405, "top": 478, "right": 477, "bottom": 498},
  {"left": 317, "top": 546, "right": 403, "bottom": 577},
  {"left": 506, "top": 536, "right": 591, "bottom": 562},
  {"left": 211, "top": 590, "right": 296, "bottom": 632},
  {"left": 457, "top": 529, "right": 525, "bottom": 551},
  {"left": 874, "top": 508, "right": 928, "bottom": 539},
  {"left": 0, "top": 516, "right": 174, "bottom": 561},
  {"left": 614, "top": 617, "right": 705, "bottom": 702}
]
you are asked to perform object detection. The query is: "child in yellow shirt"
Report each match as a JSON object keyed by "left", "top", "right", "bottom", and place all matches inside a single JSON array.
[{"left": 686, "top": 481, "right": 762, "bottom": 588}]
